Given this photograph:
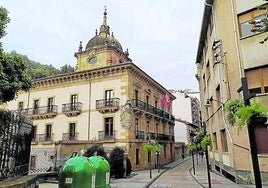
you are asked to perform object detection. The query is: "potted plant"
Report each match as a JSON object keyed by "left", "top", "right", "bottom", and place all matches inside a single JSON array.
[{"left": 225, "top": 99, "right": 268, "bottom": 132}]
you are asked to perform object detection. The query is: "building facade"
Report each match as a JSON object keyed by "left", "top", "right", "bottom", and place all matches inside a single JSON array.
[
  {"left": 6, "top": 9, "right": 175, "bottom": 172},
  {"left": 196, "top": 0, "right": 268, "bottom": 184},
  {"left": 171, "top": 90, "right": 200, "bottom": 158}
]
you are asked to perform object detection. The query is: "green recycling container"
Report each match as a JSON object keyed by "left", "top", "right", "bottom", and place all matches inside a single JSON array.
[
  {"left": 89, "top": 156, "right": 110, "bottom": 188},
  {"left": 59, "top": 156, "right": 96, "bottom": 188}
]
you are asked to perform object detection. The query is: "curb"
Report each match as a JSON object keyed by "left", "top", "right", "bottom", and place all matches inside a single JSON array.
[
  {"left": 144, "top": 158, "right": 191, "bottom": 188},
  {"left": 189, "top": 166, "right": 205, "bottom": 188}
]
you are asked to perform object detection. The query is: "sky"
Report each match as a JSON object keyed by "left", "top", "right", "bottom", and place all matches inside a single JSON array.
[{"left": 1, "top": 0, "right": 204, "bottom": 91}]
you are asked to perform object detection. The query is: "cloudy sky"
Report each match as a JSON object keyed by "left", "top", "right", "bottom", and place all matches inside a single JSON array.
[{"left": 1, "top": 0, "right": 204, "bottom": 91}]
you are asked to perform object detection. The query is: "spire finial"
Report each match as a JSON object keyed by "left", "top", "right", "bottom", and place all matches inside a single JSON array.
[
  {"left": 78, "top": 41, "right": 83, "bottom": 52},
  {"left": 103, "top": 6, "right": 107, "bottom": 26},
  {"left": 99, "top": 6, "right": 110, "bottom": 34}
]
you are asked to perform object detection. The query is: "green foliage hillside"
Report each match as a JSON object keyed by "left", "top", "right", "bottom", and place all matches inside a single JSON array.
[{"left": 9, "top": 50, "right": 75, "bottom": 79}]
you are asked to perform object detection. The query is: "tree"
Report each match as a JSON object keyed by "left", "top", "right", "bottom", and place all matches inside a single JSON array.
[
  {"left": 60, "top": 64, "right": 75, "bottom": 74},
  {"left": 144, "top": 140, "right": 163, "bottom": 178},
  {"left": 0, "top": 7, "right": 33, "bottom": 103},
  {"left": 83, "top": 144, "right": 108, "bottom": 160},
  {"left": 109, "top": 147, "right": 132, "bottom": 178},
  {"left": 0, "top": 6, "right": 10, "bottom": 47}
]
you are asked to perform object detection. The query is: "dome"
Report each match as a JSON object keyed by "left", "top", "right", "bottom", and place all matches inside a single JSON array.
[
  {"left": 85, "top": 8, "right": 123, "bottom": 52},
  {"left": 86, "top": 32, "right": 123, "bottom": 52}
]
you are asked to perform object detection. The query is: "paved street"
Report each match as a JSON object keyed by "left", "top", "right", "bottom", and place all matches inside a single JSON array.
[
  {"left": 149, "top": 159, "right": 199, "bottom": 188},
  {"left": 39, "top": 157, "right": 268, "bottom": 188}
]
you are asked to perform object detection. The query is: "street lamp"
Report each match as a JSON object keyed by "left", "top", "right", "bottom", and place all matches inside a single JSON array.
[
  {"left": 156, "top": 151, "right": 160, "bottom": 173},
  {"left": 202, "top": 122, "right": 212, "bottom": 188},
  {"left": 237, "top": 77, "right": 262, "bottom": 187}
]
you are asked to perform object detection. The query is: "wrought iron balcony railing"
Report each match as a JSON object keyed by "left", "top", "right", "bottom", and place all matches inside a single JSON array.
[
  {"left": 38, "top": 133, "right": 54, "bottom": 142},
  {"left": 62, "top": 132, "right": 79, "bottom": 141},
  {"left": 98, "top": 130, "right": 116, "bottom": 141},
  {"left": 25, "top": 105, "right": 58, "bottom": 119},
  {"left": 146, "top": 132, "right": 174, "bottom": 142},
  {"left": 131, "top": 99, "right": 175, "bottom": 125},
  {"left": 96, "top": 98, "right": 120, "bottom": 113},
  {"left": 135, "top": 130, "right": 145, "bottom": 140},
  {"left": 62, "top": 102, "right": 82, "bottom": 116}
]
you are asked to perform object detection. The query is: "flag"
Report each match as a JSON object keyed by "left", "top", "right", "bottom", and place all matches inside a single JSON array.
[{"left": 161, "top": 93, "right": 170, "bottom": 108}]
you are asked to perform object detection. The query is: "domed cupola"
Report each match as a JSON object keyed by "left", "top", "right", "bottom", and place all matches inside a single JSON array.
[{"left": 85, "top": 8, "right": 123, "bottom": 52}]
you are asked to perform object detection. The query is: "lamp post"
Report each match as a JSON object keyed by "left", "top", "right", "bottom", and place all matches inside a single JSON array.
[
  {"left": 238, "top": 77, "right": 262, "bottom": 188},
  {"left": 202, "top": 122, "right": 211, "bottom": 188},
  {"left": 156, "top": 151, "right": 160, "bottom": 173}
]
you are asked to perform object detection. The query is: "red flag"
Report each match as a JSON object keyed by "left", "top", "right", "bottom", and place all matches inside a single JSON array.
[{"left": 161, "top": 93, "right": 170, "bottom": 108}]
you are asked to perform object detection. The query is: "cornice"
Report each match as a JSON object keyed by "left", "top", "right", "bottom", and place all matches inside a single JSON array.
[{"left": 32, "top": 62, "right": 175, "bottom": 99}]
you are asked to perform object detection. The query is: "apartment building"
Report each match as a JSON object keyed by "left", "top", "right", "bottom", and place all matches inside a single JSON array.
[
  {"left": 6, "top": 9, "right": 175, "bottom": 172},
  {"left": 171, "top": 90, "right": 200, "bottom": 159},
  {"left": 196, "top": 0, "right": 268, "bottom": 184}
]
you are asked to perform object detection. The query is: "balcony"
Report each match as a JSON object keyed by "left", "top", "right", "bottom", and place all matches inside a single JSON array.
[
  {"left": 134, "top": 130, "right": 145, "bottom": 140},
  {"left": 131, "top": 99, "right": 146, "bottom": 114},
  {"left": 147, "top": 132, "right": 157, "bottom": 140},
  {"left": 131, "top": 99, "right": 175, "bottom": 126},
  {"left": 26, "top": 105, "right": 58, "bottom": 120},
  {"left": 38, "top": 134, "right": 54, "bottom": 144},
  {"left": 96, "top": 98, "right": 120, "bottom": 113},
  {"left": 98, "top": 130, "right": 116, "bottom": 142},
  {"left": 62, "top": 102, "right": 82, "bottom": 116},
  {"left": 147, "top": 132, "right": 174, "bottom": 142},
  {"left": 62, "top": 132, "right": 79, "bottom": 141},
  {"left": 31, "top": 136, "right": 39, "bottom": 145}
]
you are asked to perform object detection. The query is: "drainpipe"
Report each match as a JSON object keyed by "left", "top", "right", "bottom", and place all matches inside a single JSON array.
[
  {"left": 230, "top": 0, "right": 243, "bottom": 79},
  {"left": 87, "top": 72, "right": 91, "bottom": 140}
]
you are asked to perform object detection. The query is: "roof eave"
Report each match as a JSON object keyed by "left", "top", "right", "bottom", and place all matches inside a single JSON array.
[{"left": 195, "top": 0, "right": 214, "bottom": 65}]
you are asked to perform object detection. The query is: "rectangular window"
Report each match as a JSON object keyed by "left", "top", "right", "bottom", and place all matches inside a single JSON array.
[
  {"left": 48, "top": 98, "right": 54, "bottom": 112},
  {"left": 220, "top": 129, "right": 228, "bottom": 152},
  {"left": 32, "top": 126, "right": 37, "bottom": 141},
  {"left": 18, "top": 102, "right": 24, "bottom": 111},
  {"left": 33, "top": 100, "right": 39, "bottom": 114},
  {"left": 105, "top": 90, "right": 113, "bottom": 106},
  {"left": 212, "top": 132, "right": 218, "bottom": 150},
  {"left": 240, "top": 21, "right": 254, "bottom": 37},
  {"left": 156, "top": 122, "right": 159, "bottom": 140},
  {"left": 71, "top": 94, "right": 77, "bottom": 110},
  {"left": 135, "top": 118, "right": 139, "bottom": 138},
  {"left": 104, "top": 117, "right": 113, "bottom": 138},
  {"left": 249, "top": 87, "right": 262, "bottom": 94},
  {"left": 46, "top": 124, "right": 52, "bottom": 141},
  {"left": 239, "top": 11, "right": 267, "bottom": 38},
  {"left": 136, "top": 149, "right": 139, "bottom": 165},
  {"left": 146, "top": 120, "right": 150, "bottom": 140},
  {"left": 30, "top": 156, "right": 36, "bottom": 170},
  {"left": 69, "top": 123, "right": 76, "bottom": 140},
  {"left": 246, "top": 65, "right": 268, "bottom": 94},
  {"left": 135, "top": 90, "right": 139, "bottom": 99}
]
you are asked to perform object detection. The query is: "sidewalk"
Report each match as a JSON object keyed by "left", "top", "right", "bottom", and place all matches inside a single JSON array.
[
  {"left": 190, "top": 158, "right": 268, "bottom": 188},
  {"left": 110, "top": 159, "right": 186, "bottom": 188}
]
